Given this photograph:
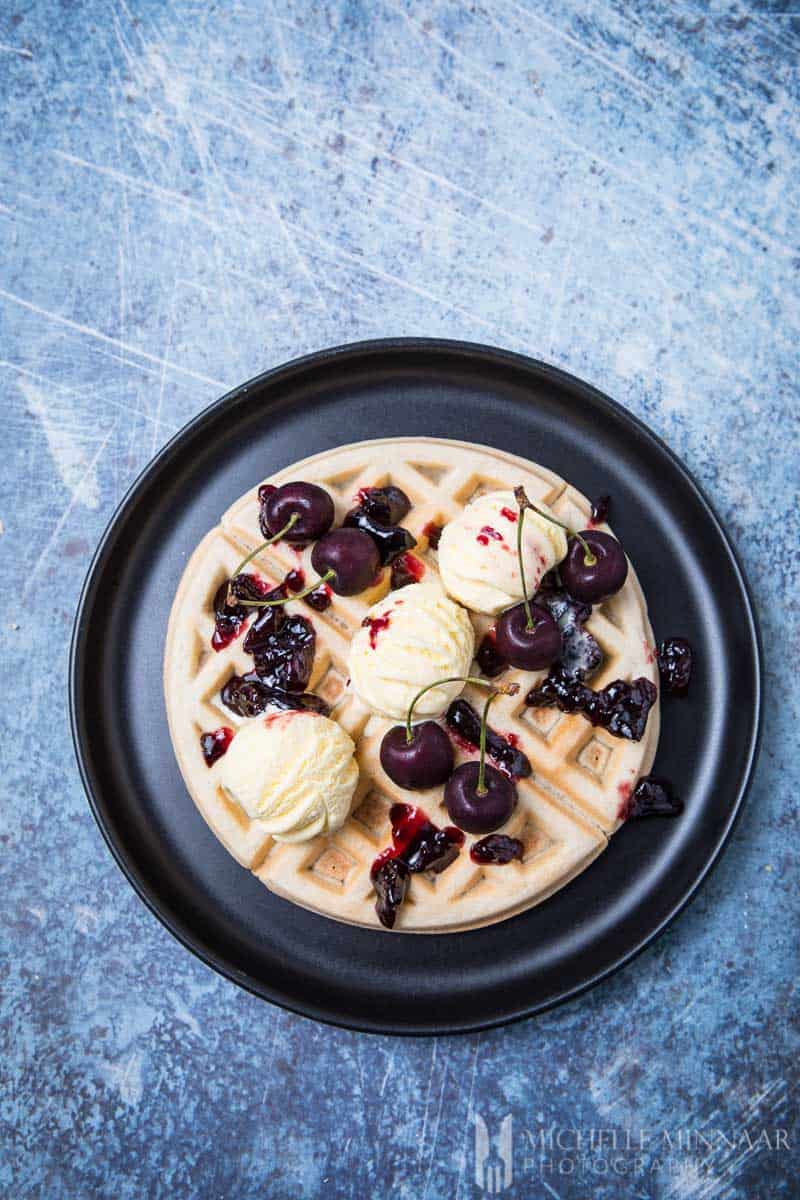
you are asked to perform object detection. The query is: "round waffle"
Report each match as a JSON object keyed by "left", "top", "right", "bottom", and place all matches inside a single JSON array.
[{"left": 164, "top": 438, "right": 660, "bottom": 932}]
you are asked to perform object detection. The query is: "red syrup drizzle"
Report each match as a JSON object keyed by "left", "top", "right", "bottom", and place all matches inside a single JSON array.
[
  {"left": 275, "top": 566, "right": 332, "bottom": 612},
  {"left": 390, "top": 552, "right": 425, "bottom": 590},
  {"left": 200, "top": 726, "right": 234, "bottom": 766},
  {"left": 422, "top": 521, "right": 443, "bottom": 549},
  {"left": 476, "top": 525, "right": 503, "bottom": 546},
  {"left": 616, "top": 781, "right": 633, "bottom": 819},
  {"left": 500, "top": 506, "right": 518, "bottom": 523},
  {"left": 364, "top": 614, "right": 391, "bottom": 649},
  {"left": 371, "top": 803, "right": 464, "bottom": 876},
  {"left": 361, "top": 601, "right": 403, "bottom": 649}
]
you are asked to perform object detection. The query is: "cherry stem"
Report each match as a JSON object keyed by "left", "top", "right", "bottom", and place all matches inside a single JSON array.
[
  {"left": 404, "top": 676, "right": 518, "bottom": 743},
  {"left": 238, "top": 568, "right": 336, "bottom": 607},
  {"left": 574, "top": 531, "right": 598, "bottom": 567},
  {"left": 513, "top": 485, "right": 597, "bottom": 569},
  {"left": 228, "top": 513, "right": 301, "bottom": 594},
  {"left": 514, "top": 490, "right": 535, "bottom": 631},
  {"left": 477, "top": 690, "right": 502, "bottom": 797}
]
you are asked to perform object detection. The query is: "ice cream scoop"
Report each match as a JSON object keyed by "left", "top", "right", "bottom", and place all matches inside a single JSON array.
[
  {"left": 220, "top": 710, "right": 358, "bottom": 842},
  {"left": 348, "top": 583, "right": 475, "bottom": 720},
  {"left": 438, "top": 490, "right": 567, "bottom": 615}
]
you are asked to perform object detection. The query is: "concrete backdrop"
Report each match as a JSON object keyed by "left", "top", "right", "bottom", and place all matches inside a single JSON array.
[{"left": 1, "top": 2, "right": 797, "bottom": 1197}]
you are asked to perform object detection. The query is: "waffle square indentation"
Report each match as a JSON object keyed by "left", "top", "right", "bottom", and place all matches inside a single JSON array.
[
  {"left": 310, "top": 844, "right": 357, "bottom": 887},
  {"left": 576, "top": 735, "right": 612, "bottom": 781}
]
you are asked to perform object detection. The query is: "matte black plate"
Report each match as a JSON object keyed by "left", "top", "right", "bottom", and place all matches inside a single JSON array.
[{"left": 69, "top": 340, "right": 761, "bottom": 1035}]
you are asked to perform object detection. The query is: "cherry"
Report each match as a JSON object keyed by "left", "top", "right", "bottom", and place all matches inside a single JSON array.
[
  {"left": 492, "top": 489, "right": 563, "bottom": 671},
  {"left": 444, "top": 688, "right": 517, "bottom": 833},
  {"left": 561, "top": 530, "right": 628, "bottom": 603},
  {"left": 379, "top": 675, "right": 518, "bottom": 791},
  {"left": 445, "top": 762, "right": 516, "bottom": 834},
  {"left": 495, "top": 602, "right": 561, "bottom": 670},
  {"left": 262, "top": 481, "right": 334, "bottom": 545},
  {"left": 311, "top": 528, "right": 380, "bottom": 595},
  {"left": 476, "top": 631, "right": 508, "bottom": 678},
  {"left": 380, "top": 722, "right": 453, "bottom": 790},
  {"left": 231, "top": 528, "right": 379, "bottom": 613}
]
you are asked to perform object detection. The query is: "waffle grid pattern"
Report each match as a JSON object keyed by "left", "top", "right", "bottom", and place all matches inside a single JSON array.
[{"left": 164, "top": 438, "right": 659, "bottom": 932}]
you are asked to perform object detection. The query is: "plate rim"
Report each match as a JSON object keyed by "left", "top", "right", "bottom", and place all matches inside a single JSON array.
[{"left": 68, "top": 337, "right": 763, "bottom": 1035}]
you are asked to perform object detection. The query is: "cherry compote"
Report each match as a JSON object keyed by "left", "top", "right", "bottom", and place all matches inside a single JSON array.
[
  {"left": 470, "top": 834, "right": 524, "bottom": 864},
  {"left": 526, "top": 672, "right": 657, "bottom": 742},
  {"left": 371, "top": 802, "right": 464, "bottom": 928},
  {"left": 445, "top": 699, "right": 532, "bottom": 778},
  {"left": 657, "top": 638, "right": 693, "bottom": 696},
  {"left": 221, "top": 673, "right": 329, "bottom": 719},
  {"left": 200, "top": 726, "right": 234, "bottom": 766},
  {"left": 619, "top": 775, "right": 683, "bottom": 820}
]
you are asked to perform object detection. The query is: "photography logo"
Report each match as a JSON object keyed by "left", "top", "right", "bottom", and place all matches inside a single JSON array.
[{"left": 474, "top": 1113, "right": 513, "bottom": 1193}]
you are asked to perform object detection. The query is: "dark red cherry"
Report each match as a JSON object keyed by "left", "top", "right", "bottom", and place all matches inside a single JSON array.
[
  {"left": 560, "top": 530, "right": 628, "bottom": 603},
  {"left": 470, "top": 834, "right": 524, "bottom": 864},
  {"left": 476, "top": 631, "right": 508, "bottom": 678},
  {"left": 494, "top": 602, "right": 562, "bottom": 671},
  {"left": 657, "top": 637, "right": 693, "bottom": 696},
  {"left": 343, "top": 506, "right": 416, "bottom": 566},
  {"left": 263, "top": 481, "right": 335, "bottom": 545},
  {"left": 372, "top": 858, "right": 410, "bottom": 929},
  {"left": 357, "top": 485, "right": 411, "bottom": 526},
  {"left": 380, "top": 721, "right": 454, "bottom": 790},
  {"left": 310, "top": 528, "right": 380, "bottom": 595},
  {"left": 444, "top": 761, "right": 516, "bottom": 834}
]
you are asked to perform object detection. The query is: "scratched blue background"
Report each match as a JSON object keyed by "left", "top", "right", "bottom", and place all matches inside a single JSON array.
[{"left": 1, "top": 2, "right": 797, "bottom": 1197}]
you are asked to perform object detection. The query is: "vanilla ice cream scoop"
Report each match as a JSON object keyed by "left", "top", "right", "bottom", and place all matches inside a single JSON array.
[
  {"left": 220, "top": 710, "right": 358, "bottom": 843},
  {"left": 438, "top": 490, "right": 567, "bottom": 615},
  {"left": 348, "top": 583, "right": 475, "bottom": 721}
]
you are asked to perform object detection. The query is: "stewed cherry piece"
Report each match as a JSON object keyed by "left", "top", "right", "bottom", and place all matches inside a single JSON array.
[
  {"left": 444, "top": 762, "right": 516, "bottom": 835},
  {"left": 262, "top": 481, "right": 334, "bottom": 545},
  {"left": 657, "top": 637, "right": 693, "bottom": 696},
  {"left": 357, "top": 485, "right": 411, "bottom": 526},
  {"left": 310, "top": 528, "right": 380, "bottom": 595},
  {"left": 560, "top": 530, "right": 628, "bottom": 603},
  {"left": 495, "top": 602, "right": 562, "bottom": 671},
  {"left": 380, "top": 722, "right": 454, "bottom": 790}
]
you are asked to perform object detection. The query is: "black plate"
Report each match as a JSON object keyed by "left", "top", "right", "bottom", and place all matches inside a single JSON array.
[{"left": 69, "top": 339, "right": 761, "bottom": 1035}]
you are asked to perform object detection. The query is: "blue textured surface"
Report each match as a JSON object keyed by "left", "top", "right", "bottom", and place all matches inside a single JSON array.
[{"left": 1, "top": 2, "right": 797, "bottom": 1197}]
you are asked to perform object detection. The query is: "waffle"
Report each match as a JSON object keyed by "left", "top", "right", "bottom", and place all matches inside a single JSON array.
[{"left": 164, "top": 438, "right": 659, "bottom": 932}]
